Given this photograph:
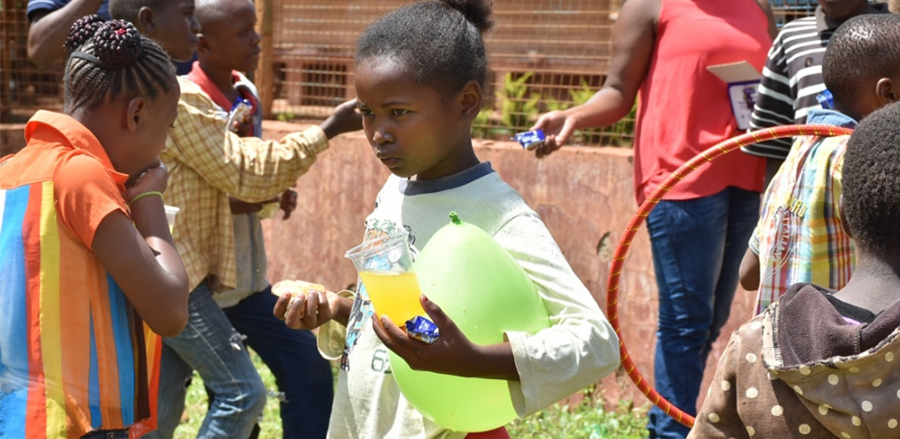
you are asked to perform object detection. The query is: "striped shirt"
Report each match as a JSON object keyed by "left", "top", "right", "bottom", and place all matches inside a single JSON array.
[
  {"left": 0, "top": 111, "right": 160, "bottom": 439},
  {"left": 743, "top": 4, "right": 888, "bottom": 159},
  {"left": 749, "top": 110, "right": 857, "bottom": 314}
]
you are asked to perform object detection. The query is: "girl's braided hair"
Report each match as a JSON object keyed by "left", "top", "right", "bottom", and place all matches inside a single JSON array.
[{"left": 63, "top": 15, "right": 176, "bottom": 112}]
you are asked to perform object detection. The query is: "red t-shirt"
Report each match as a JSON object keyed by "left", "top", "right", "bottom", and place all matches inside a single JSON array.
[{"left": 633, "top": 0, "right": 770, "bottom": 204}]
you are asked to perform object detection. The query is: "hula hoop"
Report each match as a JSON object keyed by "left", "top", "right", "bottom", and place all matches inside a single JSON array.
[{"left": 605, "top": 124, "right": 854, "bottom": 428}]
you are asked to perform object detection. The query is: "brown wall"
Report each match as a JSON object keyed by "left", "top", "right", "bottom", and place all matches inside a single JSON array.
[
  {"left": 260, "top": 121, "right": 760, "bottom": 411},
  {"left": 0, "top": 118, "right": 759, "bottom": 411}
]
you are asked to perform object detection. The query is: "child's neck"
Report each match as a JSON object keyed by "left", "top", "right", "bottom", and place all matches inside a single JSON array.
[
  {"left": 833, "top": 250, "right": 900, "bottom": 314},
  {"left": 199, "top": 59, "right": 239, "bottom": 103}
]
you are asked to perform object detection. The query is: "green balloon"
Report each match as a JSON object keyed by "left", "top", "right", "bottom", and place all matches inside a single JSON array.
[{"left": 392, "top": 212, "right": 551, "bottom": 432}]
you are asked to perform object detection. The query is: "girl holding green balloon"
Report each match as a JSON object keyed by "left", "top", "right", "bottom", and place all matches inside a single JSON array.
[{"left": 273, "top": 0, "right": 621, "bottom": 437}]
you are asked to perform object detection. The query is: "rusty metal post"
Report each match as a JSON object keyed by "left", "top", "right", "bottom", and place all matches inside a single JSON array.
[
  {"left": 254, "top": 0, "right": 274, "bottom": 119},
  {"left": 1, "top": 0, "right": 14, "bottom": 124}
]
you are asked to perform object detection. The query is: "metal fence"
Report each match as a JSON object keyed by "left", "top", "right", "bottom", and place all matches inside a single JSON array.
[
  {"left": 1, "top": 0, "right": 67, "bottom": 123},
  {"left": 1, "top": 0, "right": 823, "bottom": 144},
  {"left": 269, "top": 0, "right": 620, "bottom": 143}
]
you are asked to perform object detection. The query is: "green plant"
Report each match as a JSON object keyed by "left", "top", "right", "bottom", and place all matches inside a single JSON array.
[
  {"left": 471, "top": 107, "right": 494, "bottom": 139},
  {"left": 507, "top": 385, "right": 649, "bottom": 439},
  {"left": 276, "top": 110, "right": 296, "bottom": 122},
  {"left": 565, "top": 79, "right": 636, "bottom": 148},
  {"left": 497, "top": 72, "right": 541, "bottom": 134}
]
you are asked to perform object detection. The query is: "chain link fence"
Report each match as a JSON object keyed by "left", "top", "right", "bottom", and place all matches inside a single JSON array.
[{"left": 2, "top": 0, "right": 824, "bottom": 144}]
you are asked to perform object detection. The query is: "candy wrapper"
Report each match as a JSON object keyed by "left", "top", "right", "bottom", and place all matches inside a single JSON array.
[
  {"left": 226, "top": 98, "right": 254, "bottom": 133},
  {"left": 405, "top": 316, "right": 440, "bottom": 344},
  {"left": 512, "top": 129, "right": 545, "bottom": 150},
  {"left": 817, "top": 89, "right": 835, "bottom": 110},
  {"left": 271, "top": 279, "right": 327, "bottom": 317}
]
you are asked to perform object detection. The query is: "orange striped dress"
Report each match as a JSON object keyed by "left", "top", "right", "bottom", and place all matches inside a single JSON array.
[{"left": 0, "top": 111, "right": 160, "bottom": 439}]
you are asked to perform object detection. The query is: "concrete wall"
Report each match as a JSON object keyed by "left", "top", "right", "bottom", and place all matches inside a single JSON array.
[{"left": 260, "top": 121, "right": 760, "bottom": 411}]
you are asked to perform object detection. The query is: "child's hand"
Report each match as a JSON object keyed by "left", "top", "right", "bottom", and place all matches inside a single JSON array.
[
  {"left": 124, "top": 162, "right": 168, "bottom": 203},
  {"left": 272, "top": 280, "right": 341, "bottom": 329},
  {"left": 372, "top": 295, "right": 483, "bottom": 377},
  {"left": 280, "top": 189, "right": 298, "bottom": 220},
  {"left": 320, "top": 98, "right": 362, "bottom": 139},
  {"left": 232, "top": 120, "right": 253, "bottom": 137}
]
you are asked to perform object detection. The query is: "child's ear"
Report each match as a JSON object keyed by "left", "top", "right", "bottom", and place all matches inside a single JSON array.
[
  {"left": 458, "top": 80, "right": 483, "bottom": 121},
  {"left": 137, "top": 6, "right": 157, "bottom": 34},
  {"left": 875, "top": 78, "right": 898, "bottom": 105},
  {"left": 125, "top": 97, "right": 146, "bottom": 135}
]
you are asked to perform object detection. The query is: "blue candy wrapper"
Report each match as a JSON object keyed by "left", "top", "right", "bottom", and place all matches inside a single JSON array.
[
  {"left": 226, "top": 98, "right": 254, "bottom": 133},
  {"left": 817, "top": 89, "right": 834, "bottom": 110},
  {"left": 405, "top": 316, "right": 440, "bottom": 344},
  {"left": 512, "top": 129, "right": 545, "bottom": 149}
]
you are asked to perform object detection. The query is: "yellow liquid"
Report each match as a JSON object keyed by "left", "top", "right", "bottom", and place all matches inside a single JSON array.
[{"left": 359, "top": 271, "right": 425, "bottom": 324}]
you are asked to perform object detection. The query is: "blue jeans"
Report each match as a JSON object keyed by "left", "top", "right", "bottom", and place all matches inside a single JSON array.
[
  {"left": 645, "top": 187, "right": 759, "bottom": 439},
  {"left": 220, "top": 287, "right": 334, "bottom": 439},
  {"left": 145, "top": 282, "right": 267, "bottom": 439}
]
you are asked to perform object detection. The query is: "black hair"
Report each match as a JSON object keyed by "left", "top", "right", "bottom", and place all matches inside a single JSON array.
[
  {"left": 194, "top": 0, "right": 244, "bottom": 34},
  {"left": 823, "top": 14, "right": 900, "bottom": 109},
  {"left": 842, "top": 101, "right": 900, "bottom": 256},
  {"left": 63, "top": 15, "right": 176, "bottom": 113},
  {"left": 355, "top": 0, "right": 493, "bottom": 95},
  {"left": 108, "top": 0, "right": 164, "bottom": 27}
]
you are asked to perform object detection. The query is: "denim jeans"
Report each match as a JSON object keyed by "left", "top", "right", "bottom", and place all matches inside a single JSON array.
[
  {"left": 220, "top": 287, "right": 334, "bottom": 439},
  {"left": 644, "top": 187, "right": 759, "bottom": 439},
  {"left": 145, "top": 282, "right": 267, "bottom": 439}
]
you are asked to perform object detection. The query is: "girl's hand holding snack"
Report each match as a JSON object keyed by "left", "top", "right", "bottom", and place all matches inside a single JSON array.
[
  {"left": 272, "top": 280, "right": 349, "bottom": 329},
  {"left": 372, "top": 295, "right": 519, "bottom": 381}
]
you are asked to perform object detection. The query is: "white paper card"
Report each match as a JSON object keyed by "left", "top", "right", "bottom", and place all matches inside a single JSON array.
[{"left": 708, "top": 61, "right": 763, "bottom": 131}]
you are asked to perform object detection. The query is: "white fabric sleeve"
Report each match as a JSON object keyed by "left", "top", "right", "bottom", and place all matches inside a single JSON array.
[
  {"left": 317, "top": 290, "right": 355, "bottom": 360},
  {"left": 493, "top": 212, "right": 620, "bottom": 417}
]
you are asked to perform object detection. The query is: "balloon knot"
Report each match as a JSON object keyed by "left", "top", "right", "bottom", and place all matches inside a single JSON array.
[{"left": 449, "top": 211, "right": 461, "bottom": 224}]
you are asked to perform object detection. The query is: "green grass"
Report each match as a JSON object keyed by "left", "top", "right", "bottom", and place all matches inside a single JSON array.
[
  {"left": 506, "top": 397, "right": 648, "bottom": 439},
  {"left": 173, "top": 351, "right": 648, "bottom": 439}
]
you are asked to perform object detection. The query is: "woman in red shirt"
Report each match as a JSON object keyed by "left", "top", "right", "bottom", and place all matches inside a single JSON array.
[{"left": 532, "top": 1, "right": 774, "bottom": 437}]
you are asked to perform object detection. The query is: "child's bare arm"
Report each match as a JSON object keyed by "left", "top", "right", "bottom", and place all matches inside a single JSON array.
[
  {"left": 372, "top": 295, "right": 520, "bottom": 381},
  {"left": 740, "top": 247, "right": 761, "bottom": 291},
  {"left": 92, "top": 166, "right": 189, "bottom": 336}
]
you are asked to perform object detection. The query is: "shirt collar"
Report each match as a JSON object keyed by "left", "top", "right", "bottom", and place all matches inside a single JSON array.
[
  {"left": 185, "top": 60, "right": 248, "bottom": 111},
  {"left": 398, "top": 162, "right": 494, "bottom": 195},
  {"left": 815, "top": 3, "right": 889, "bottom": 32},
  {"left": 806, "top": 109, "right": 858, "bottom": 129},
  {"left": 24, "top": 110, "right": 129, "bottom": 188}
]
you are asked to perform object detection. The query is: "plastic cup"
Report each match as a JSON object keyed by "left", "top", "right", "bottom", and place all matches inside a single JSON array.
[
  {"left": 345, "top": 231, "right": 425, "bottom": 324},
  {"left": 164, "top": 205, "right": 180, "bottom": 230}
]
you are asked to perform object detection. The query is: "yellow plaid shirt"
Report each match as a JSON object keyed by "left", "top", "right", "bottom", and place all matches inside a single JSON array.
[{"left": 162, "top": 77, "right": 328, "bottom": 291}]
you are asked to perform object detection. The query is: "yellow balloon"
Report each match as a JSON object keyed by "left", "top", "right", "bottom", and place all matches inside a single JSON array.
[{"left": 392, "top": 212, "right": 550, "bottom": 432}]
